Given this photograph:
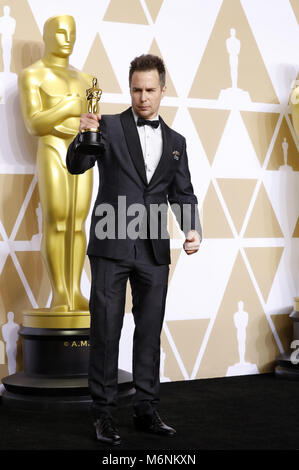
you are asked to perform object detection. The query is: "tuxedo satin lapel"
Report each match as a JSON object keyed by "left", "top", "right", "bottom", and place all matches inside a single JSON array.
[
  {"left": 120, "top": 108, "right": 148, "bottom": 187},
  {"left": 147, "top": 117, "right": 173, "bottom": 188}
]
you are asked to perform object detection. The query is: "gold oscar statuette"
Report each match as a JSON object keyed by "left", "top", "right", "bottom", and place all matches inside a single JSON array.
[
  {"left": 76, "top": 76, "right": 104, "bottom": 154},
  {"left": 86, "top": 77, "right": 102, "bottom": 121}
]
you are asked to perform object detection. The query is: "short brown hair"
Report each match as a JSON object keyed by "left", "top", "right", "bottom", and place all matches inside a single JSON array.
[{"left": 129, "top": 54, "right": 166, "bottom": 88}]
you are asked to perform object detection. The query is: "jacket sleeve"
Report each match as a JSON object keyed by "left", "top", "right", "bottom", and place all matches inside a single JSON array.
[
  {"left": 66, "top": 133, "right": 99, "bottom": 175},
  {"left": 167, "top": 138, "right": 202, "bottom": 241},
  {"left": 66, "top": 118, "right": 107, "bottom": 174}
]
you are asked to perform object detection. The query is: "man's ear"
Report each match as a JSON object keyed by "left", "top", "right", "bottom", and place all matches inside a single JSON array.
[{"left": 161, "top": 85, "right": 167, "bottom": 97}]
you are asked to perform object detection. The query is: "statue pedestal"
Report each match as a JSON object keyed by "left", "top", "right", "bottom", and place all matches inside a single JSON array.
[
  {"left": 275, "top": 298, "right": 299, "bottom": 379},
  {"left": 1, "top": 310, "right": 134, "bottom": 409},
  {"left": 227, "top": 361, "right": 259, "bottom": 377},
  {"left": 218, "top": 87, "right": 251, "bottom": 106},
  {"left": 21, "top": 307, "right": 91, "bottom": 329}
]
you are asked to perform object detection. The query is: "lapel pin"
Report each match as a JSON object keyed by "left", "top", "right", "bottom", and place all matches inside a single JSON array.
[{"left": 172, "top": 150, "right": 180, "bottom": 160}]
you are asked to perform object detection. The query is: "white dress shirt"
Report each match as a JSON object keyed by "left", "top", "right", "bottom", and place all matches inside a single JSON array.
[{"left": 132, "top": 109, "right": 163, "bottom": 184}]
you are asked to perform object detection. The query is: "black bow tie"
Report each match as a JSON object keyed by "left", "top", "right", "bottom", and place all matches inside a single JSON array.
[{"left": 137, "top": 117, "right": 160, "bottom": 129}]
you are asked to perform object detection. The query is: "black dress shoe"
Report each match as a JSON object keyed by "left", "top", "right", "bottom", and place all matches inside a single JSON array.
[
  {"left": 94, "top": 415, "right": 121, "bottom": 445},
  {"left": 133, "top": 410, "right": 176, "bottom": 437}
]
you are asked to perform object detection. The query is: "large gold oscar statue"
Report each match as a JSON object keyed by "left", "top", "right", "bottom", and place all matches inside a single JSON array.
[{"left": 19, "top": 15, "right": 93, "bottom": 328}]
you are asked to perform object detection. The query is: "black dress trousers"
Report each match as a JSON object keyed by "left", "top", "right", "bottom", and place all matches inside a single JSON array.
[{"left": 88, "top": 237, "right": 169, "bottom": 419}]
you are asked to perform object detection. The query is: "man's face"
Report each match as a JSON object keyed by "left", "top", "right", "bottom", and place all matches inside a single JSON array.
[{"left": 130, "top": 69, "right": 166, "bottom": 120}]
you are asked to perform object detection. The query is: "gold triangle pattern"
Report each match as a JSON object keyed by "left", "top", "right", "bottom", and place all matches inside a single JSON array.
[
  {"left": 293, "top": 217, "right": 299, "bottom": 238},
  {"left": 83, "top": 34, "right": 122, "bottom": 94},
  {"left": 188, "top": 0, "right": 279, "bottom": 104},
  {"left": 244, "top": 184, "right": 283, "bottom": 238},
  {"left": 270, "top": 311, "right": 293, "bottom": 354},
  {"left": 144, "top": 0, "right": 164, "bottom": 22},
  {"left": 196, "top": 253, "right": 280, "bottom": 378},
  {"left": 160, "top": 329, "right": 185, "bottom": 381},
  {"left": 244, "top": 247, "right": 284, "bottom": 302},
  {"left": 202, "top": 182, "right": 234, "bottom": 238},
  {"left": 159, "top": 106, "right": 178, "bottom": 127},
  {"left": 15, "top": 251, "right": 52, "bottom": 308},
  {"left": 217, "top": 178, "right": 257, "bottom": 234},
  {"left": 100, "top": 103, "right": 130, "bottom": 115},
  {"left": 0, "top": 254, "right": 32, "bottom": 324},
  {"left": 290, "top": 0, "right": 299, "bottom": 23},
  {"left": 148, "top": 39, "right": 177, "bottom": 97},
  {"left": 167, "top": 319, "right": 210, "bottom": 377},
  {"left": 267, "top": 117, "right": 299, "bottom": 171},
  {"left": 103, "top": 0, "right": 148, "bottom": 24},
  {"left": 188, "top": 108, "right": 230, "bottom": 165},
  {"left": 0, "top": 175, "right": 33, "bottom": 238},
  {"left": 15, "top": 184, "right": 40, "bottom": 241},
  {"left": 240, "top": 112, "right": 280, "bottom": 167}
]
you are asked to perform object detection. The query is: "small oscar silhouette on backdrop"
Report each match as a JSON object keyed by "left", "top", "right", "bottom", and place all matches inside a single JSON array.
[
  {"left": 0, "top": 5, "right": 16, "bottom": 103},
  {"left": 226, "top": 301, "right": 259, "bottom": 376},
  {"left": 218, "top": 27, "right": 251, "bottom": 106},
  {"left": 279, "top": 137, "right": 292, "bottom": 172},
  {"left": 1, "top": 312, "right": 19, "bottom": 375}
]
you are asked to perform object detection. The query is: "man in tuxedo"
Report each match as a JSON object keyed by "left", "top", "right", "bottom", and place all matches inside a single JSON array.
[{"left": 66, "top": 54, "right": 202, "bottom": 446}]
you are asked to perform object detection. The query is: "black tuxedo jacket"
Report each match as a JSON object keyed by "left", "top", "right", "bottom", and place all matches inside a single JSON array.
[{"left": 66, "top": 107, "right": 201, "bottom": 265}]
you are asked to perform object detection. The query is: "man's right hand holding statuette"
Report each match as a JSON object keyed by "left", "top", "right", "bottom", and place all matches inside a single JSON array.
[{"left": 79, "top": 112, "right": 101, "bottom": 133}]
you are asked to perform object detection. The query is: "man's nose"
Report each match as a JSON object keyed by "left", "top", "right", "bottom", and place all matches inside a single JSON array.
[{"left": 140, "top": 91, "right": 147, "bottom": 102}]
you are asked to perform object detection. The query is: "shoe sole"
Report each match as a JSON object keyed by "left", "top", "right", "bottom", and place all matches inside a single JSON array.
[
  {"left": 96, "top": 436, "right": 122, "bottom": 446},
  {"left": 133, "top": 421, "right": 176, "bottom": 437}
]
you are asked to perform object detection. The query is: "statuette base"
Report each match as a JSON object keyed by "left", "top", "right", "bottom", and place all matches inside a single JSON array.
[{"left": 77, "top": 130, "right": 103, "bottom": 155}]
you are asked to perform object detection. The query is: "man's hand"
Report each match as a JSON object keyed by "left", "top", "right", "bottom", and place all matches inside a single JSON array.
[
  {"left": 183, "top": 230, "right": 200, "bottom": 255},
  {"left": 79, "top": 113, "right": 101, "bottom": 132}
]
